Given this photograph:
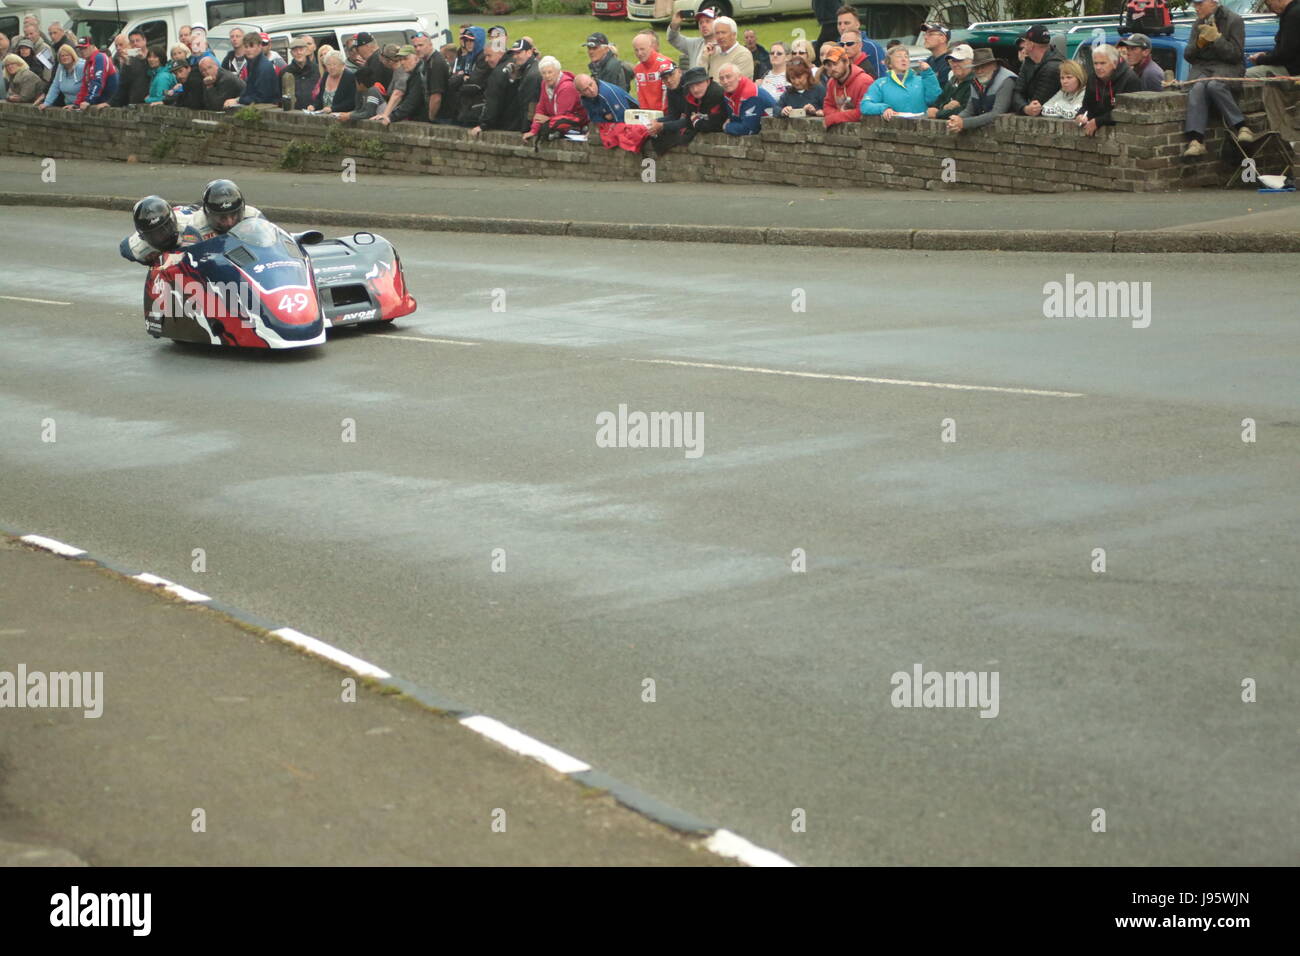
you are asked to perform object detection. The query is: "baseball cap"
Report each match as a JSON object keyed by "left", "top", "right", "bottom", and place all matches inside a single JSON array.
[
  {"left": 16, "top": 37, "right": 34, "bottom": 49},
  {"left": 396, "top": 44, "right": 416, "bottom": 57},
  {"left": 695, "top": 6, "right": 720, "bottom": 19},
  {"left": 1117, "top": 33, "right": 1152, "bottom": 49},
  {"left": 353, "top": 31, "right": 375, "bottom": 46},
  {"left": 583, "top": 33, "right": 609, "bottom": 48},
  {"left": 948, "top": 43, "right": 974, "bottom": 62},
  {"left": 922, "top": 23, "right": 951, "bottom": 37},
  {"left": 660, "top": 60, "right": 677, "bottom": 75},
  {"left": 290, "top": 36, "right": 309, "bottom": 49},
  {"left": 460, "top": 27, "right": 476, "bottom": 39},
  {"left": 820, "top": 44, "right": 848, "bottom": 63},
  {"left": 507, "top": 38, "right": 534, "bottom": 52},
  {"left": 380, "top": 42, "right": 401, "bottom": 59},
  {"left": 1021, "top": 24, "right": 1050, "bottom": 44}
]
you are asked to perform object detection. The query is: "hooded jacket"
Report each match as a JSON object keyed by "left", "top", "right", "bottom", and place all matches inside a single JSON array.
[
  {"left": 823, "top": 63, "right": 872, "bottom": 127},
  {"left": 1012, "top": 48, "right": 1064, "bottom": 113},
  {"left": 580, "top": 78, "right": 637, "bottom": 126},
  {"left": 44, "top": 58, "right": 84, "bottom": 107},
  {"left": 1185, "top": 6, "right": 1246, "bottom": 80},
  {"left": 453, "top": 26, "right": 487, "bottom": 75},
  {"left": 1080, "top": 59, "right": 1141, "bottom": 125},
  {"left": 859, "top": 65, "right": 940, "bottom": 115},
  {"left": 528, "top": 69, "right": 587, "bottom": 135},
  {"left": 722, "top": 75, "right": 776, "bottom": 134}
]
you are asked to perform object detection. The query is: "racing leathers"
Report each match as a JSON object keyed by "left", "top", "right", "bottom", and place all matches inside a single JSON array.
[{"left": 119, "top": 203, "right": 265, "bottom": 265}]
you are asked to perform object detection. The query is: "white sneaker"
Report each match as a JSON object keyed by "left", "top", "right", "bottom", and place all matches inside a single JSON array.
[
  {"left": 1236, "top": 126, "right": 1257, "bottom": 143},
  {"left": 1183, "top": 140, "right": 1207, "bottom": 157}
]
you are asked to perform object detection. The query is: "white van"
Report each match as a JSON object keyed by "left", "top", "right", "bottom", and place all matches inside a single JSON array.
[
  {"left": 31, "top": 0, "right": 447, "bottom": 60},
  {"left": 207, "top": 8, "right": 443, "bottom": 65}
]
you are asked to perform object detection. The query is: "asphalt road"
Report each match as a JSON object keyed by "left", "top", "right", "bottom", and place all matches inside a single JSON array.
[{"left": 2, "top": 208, "right": 1297, "bottom": 865}]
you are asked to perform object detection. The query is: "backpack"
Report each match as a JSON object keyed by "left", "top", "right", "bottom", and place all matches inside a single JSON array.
[{"left": 1119, "top": 0, "right": 1174, "bottom": 37}]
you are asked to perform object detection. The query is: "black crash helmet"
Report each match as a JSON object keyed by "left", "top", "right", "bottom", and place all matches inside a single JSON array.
[
  {"left": 202, "top": 179, "right": 245, "bottom": 222},
  {"left": 132, "top": 195, "right": 179, "bottom": 251}
]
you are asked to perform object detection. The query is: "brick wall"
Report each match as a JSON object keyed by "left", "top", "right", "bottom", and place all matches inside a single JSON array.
[{"left": 0, "top": 89, "right": 1271, "bottom": 193}]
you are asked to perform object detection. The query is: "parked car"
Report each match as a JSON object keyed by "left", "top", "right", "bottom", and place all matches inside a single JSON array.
[
  {"left": 1073, "top": 19, "right": 1279, "bottom": 83},
  {"left": 592, "top": 0, "right": 628, "bottom": 18}
]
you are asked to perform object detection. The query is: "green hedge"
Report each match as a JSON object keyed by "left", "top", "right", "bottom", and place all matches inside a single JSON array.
[{"left": 450, "top": 0, "right": 591, "bottom": 15}]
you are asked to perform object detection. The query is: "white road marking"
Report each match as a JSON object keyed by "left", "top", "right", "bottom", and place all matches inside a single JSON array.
[
  {"left": 706, "top": 829, "right": 798, "bottom": 867},
  {"left": 627, "top": 358, "right": 1085, "bottom": 398},
  {"left": 133, "top": 571, "right": 212, "bottom": 604},
  {"left": 0, "top": 295, "right": 73, "bottom": 306},
  {"left": 20, "top": 534, "right": 86, "bottom": 557},
  {"left": 459, "top": 714, "right": 592, "bottom": 774},
  {"left": 376, "top": 334, "right": 480, "bottom": 346},
  {"left": 270, "top": 627, "right": 392, "bottom": 680}
]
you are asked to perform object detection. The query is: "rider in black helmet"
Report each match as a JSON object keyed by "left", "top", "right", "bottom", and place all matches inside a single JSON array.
[
  {"left": 202, "top": 179, "right": 246, "bottom": 234},
  {"left": 119, "top": 195, "right": 180, "bottom": 264}
]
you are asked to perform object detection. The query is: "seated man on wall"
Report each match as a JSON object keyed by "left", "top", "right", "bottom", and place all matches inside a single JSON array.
[
  {"left": 1247, "top": 0, "right": 1300, "bottom": 76},
  {"left": 1182, "top": 0, "right": 1255, "bottom": 156}
]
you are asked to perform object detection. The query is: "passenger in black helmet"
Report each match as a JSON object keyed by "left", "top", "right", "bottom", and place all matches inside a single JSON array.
[
  {"left": 132, "top": 196, "right": 179, "bottom": 253},
  {"left": 120, "top": 182, "right": 263, "bottom": 264},
  {"left": 202, "top": 179, "right": 245, "bottom": 234}
]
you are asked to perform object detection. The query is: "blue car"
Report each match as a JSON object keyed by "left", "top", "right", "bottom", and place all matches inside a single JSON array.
[{"left": 1074, "top": 20, "right": 1279, "bottom": 82}]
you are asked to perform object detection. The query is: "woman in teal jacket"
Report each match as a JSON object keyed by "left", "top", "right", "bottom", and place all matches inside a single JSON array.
[
  {"left": 145, "top": 48, "right": 173, "bottom": 104},
  {"left": 859, "top": 46, "right": 939, "bottom": 118}
]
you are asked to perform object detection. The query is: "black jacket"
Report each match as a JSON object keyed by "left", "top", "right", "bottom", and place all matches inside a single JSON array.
[
  {"left": 389, "top": 67, "right": 428, "bottom": 122},
  {"left": 476, "top": 60, "right": 516, "bottom": 129},
  {"left": 1257, "top": 0, "right": 1300, "bottom": 73},
  {"left": 312, "top": 69, "right": 358, "bottom": 112},
  {"left": 510, "top": 56, "right": 542, "bottom": 131},
  {"left": 202, "top": 67, "right": 245, "bottom": 111},
  {"left": 1013, "top": 48, "right": 1064, "bottom": 113},
  {"left": 221, "top": 51, "right": 247, "bottom": 75},
  {"left": 1080, "top": 60, "right": 1141, "bottom": 126},
  {"left": 110, "top": 56, "right": 151, "bottom": 106},
  {"left": 685, "top": 81, "right": 728, "bottom": 133},
  {"left": 287, "top": 59, "right": 319, "bottom": 110},
  {"left": 165, "top": 70, "right": 206, "bottom": 109},
  {"left": 588, "top": 49, "right": 632, "bottom": 90}
]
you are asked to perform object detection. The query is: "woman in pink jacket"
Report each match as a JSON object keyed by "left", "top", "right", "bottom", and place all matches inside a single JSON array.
[{"left": 523, "top": 56, "right": 587, "bottom": 144}]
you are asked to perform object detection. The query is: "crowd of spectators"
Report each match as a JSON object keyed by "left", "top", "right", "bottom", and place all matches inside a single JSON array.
[{"left": 5, "top": 1, "right": 1298, "bottom": 161}]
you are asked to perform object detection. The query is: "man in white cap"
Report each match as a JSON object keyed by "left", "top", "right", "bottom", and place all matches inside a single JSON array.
[{"left": 926, "top": 43, "right": 974, "bottom": 119}]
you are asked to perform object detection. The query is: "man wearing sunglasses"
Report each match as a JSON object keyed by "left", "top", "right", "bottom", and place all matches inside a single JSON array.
[{"left": 922, "top": 22, "right": 953, "bottom": 85}]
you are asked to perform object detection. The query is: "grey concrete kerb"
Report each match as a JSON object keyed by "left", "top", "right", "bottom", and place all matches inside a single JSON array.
[{"left": 3, "top": 190, "right": 1298, "bottom": 253}]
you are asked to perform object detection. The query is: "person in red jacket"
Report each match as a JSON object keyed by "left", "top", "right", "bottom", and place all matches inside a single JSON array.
[
  {"left": 631, "top": 29, "right": 675, "bottom": 112},
  {"left": 524, "top": 56, "right": 588, "bottom": 144},
  {"left": 74, "top": 37, "right": 118, "bottom": 110},
  {"left": 821, "top": 44, "right": 870, "bottom": 128}
]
